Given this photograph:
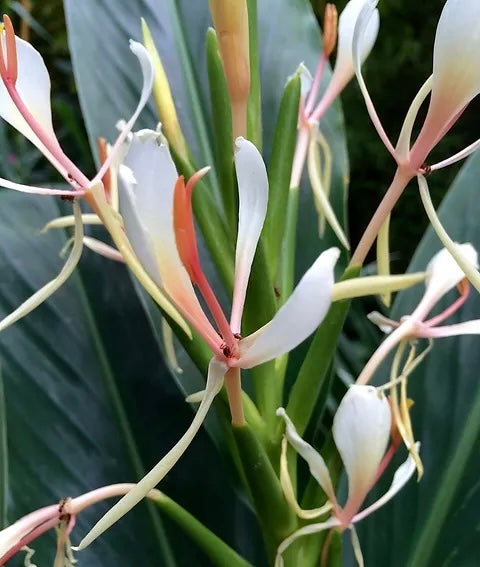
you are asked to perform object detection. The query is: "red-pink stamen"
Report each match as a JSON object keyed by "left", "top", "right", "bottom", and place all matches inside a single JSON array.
[{"left": 424, "top": 279, "right": 470, "bottom": 327}]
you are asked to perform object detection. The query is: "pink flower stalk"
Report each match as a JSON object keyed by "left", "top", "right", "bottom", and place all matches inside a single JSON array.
[
  {"left": 0, "top": 484, "right": 156, "bottom": 565},
  {"left": 275, "top": 386, "right": 417, "bottom": 567},
  {"left": 0, "top": 15, "right": 154, "bottom": 332},
  {"left": 75, "top": 131, "right": 340, "bottom": 551},
  {"left": 350, "top": 0, "right": 480, "bottom": 265},
  {"left": 357, "top": 243, "right": 480, "bottom": 386}
]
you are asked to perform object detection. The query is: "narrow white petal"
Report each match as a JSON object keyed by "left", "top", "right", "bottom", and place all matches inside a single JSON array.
[
  {"left": 0, "top": 34, "right": 55, "bottom": 145},
  {"left": 82, "top": 237, "right": 124, "bottom": 263},
  {"left": 0, "top": 176, "right": 79, "bottom": 196},
  {"left": 351, "top": 1, "right": 395, "bottom": 157},
  {"left": 230, "top": 138, "right": 269, "bottom": 334},
  {"left": 395, "top": 75, "right": 433, "bottom": 163},
  {"left": 119, "top": 130, "right": 219, "bottom": 346},
  {"left": 296, "top": 63, "right": 313, "bottom": 97},
  {"left": 431, "top": 136, "right": 480, "bottom": 171},
  {"left": 238, "top": 247, "right": 339, "bottom": 368},
  {"left": 418, "top": 320, "right": 480, "bottom": 338},
  {"left": 275, "top": 518, "right": 341, "bottom": 567},
  {"left": 41, "top": 214, "right": 101, "bottom": 233},
  {"left": 92, "top": 41, "right": 154, "bottom": 184},
  {"left": 276, "top": 408, "right": 336, "bottom": 504},
  {"left": 333, "top": 385, "right": 391, "bottom": 511},
  {"left": 333, "top": 0, "right": 379, "bottom": 90},
  {"left": 0, "top": 200, "right": 83, "bottom": 333},
  {"left": 367, "top": 311, "right": 397, "bottom": 334},
  {"left": 353, "top": 443, "right": 419, "bottom": 522},
  {"left": 418, "top": 175, "right": 480, "bottom": 294},
  {"left": 76, "top": 358, "right": 226, "bottom": 551},
  {"left": 350, "top": 525, "right": 365, "bottom": 567}
]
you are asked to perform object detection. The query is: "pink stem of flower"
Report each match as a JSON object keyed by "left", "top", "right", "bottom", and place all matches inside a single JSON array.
[
  {"left": 0, "top": 516, "right": 60, "bottom": 564},
  {"left": 290, "top": 124, "right": 311, "bottom": 189},
  {"left": 349, "top": 166, "right": 414, "bottom": 266},
  {"left": 356, "top": 319, "right": 415, "bottom": 386},
  {"left": 423, "top": 282, "right": 470, "bottom": 327},
  {"left": 373, "top": 442, "right": 398, "bottom": 485},
  {"left": 4, "top": 80, "right": 90, "bottom": 189},
  {"left": 304, "top": 54, "right": 328, "bottom": 117}
]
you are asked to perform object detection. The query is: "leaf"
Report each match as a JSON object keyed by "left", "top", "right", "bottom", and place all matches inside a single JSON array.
[
  {"left": 0, "top": 192, "right": 173, "bottom": 565},
  {"left": 359, "top": 151, "right": 480, "bottom": 567}
]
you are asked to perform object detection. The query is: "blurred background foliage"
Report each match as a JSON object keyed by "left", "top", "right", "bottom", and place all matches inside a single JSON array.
[{"left": 3, "top": 0, "right": 480, "bottom": 269}]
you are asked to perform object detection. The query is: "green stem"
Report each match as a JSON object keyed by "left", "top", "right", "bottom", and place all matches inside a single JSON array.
[{"left": 153, "top": 492, "right": 253, "bottom": 567}]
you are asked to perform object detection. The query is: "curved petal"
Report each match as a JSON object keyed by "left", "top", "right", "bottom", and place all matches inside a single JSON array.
[
  {"left": 119, "top": 130, "right": 220, "bottom": 350},
  {"left": 417, "top": 175, "right": 480, "bottom": 295},
  {"left": 313, "top": 0, "right": 380, "bottom": 120},
  {"left": 418, "top": 320, "right": 480, "bottom": 338},
  {"left": 230, "top": 138, "right": 269, "bottom": 334},
  {"left": 92, "top": 41, "right": 155, "bottom": 184},
  {"left": 0, "top": 34, "right": 55, "bottom": 146},
  {"left": 118, "top": 163, "right": 163, "bottom": 287},
  {"left": 0, "top": 200, "right": 83, "bottom": 333},
  {"left": 237, "top": 247, "right": 339, "bottom": 368},
  {"left": 351, "top": 1, "right": 395, "bottom": 157},
  {"left": 425, "top": 0, "right": 480, "bottom": 148},
  {"left": 76, "top": 358, "right": 226, "bottom": 551},
  {"left": 333, "top": 385, "right": 391, "bottom": 517},
  {"left": 353, "top": 443, "right": 418, "bottom": 523},
  {"left": 275, "top": 517, "right": 341, "bottom": 567},
  {"left": 0, "top": 176, "right": 81, "bottom": 196},
  {"left": 276, "top": 408, "right": 336, "bottom": 505}
]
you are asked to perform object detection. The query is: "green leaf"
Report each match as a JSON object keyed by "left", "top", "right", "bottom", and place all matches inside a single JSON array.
[
  {"left": 285, "top": 265, "right": 360, "bottom": 438},
  {"left": 0, "top": 192, "right": 174, "bottom": 565},
  {"left": 359, "top": 151, "right": 480, "bottom": 567},
  {"left": 0, "top": 371, "right": 7, "bottom": 529}
]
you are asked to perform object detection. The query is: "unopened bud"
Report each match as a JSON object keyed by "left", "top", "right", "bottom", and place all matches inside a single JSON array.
[
  {"left": 141, "top": 19, "right": 188, "bottom": 160},
  {"left": 209, "top": 0, "right": 250, "bottom": 138},
  {"left": 323, "top": 3, "right": 338, "bottom": 58}
]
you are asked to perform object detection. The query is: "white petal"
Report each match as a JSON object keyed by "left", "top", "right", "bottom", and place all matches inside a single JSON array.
[
  {"left": 431, "top": 0, "right": 480, "bottom": 129},
  {"left": 333, "top": 385, "right": 391, "bottom": 512},
  {"left": 425, "top": 242, "right": 478, "bottom": 301},
  {"left": 353, "top": 443, "right": 419, "bottom": 522},
  {"left": 76, "top": 358, "right": 226, "bottom": 551},
  {"left": 333, "top": 0, "right": 379, "bottom": 91},
  {"left": 351, "top": 1, "right": 395, "bottom": 157},
  {"left": 0, "top": 200, "right": 83, "bottom": 333},
  {"left": 367, "top": 311, "right": 396, "bottom": 334},
  {"left": 417, "top": 175, "right": 480, "bottom": 295},
  {"left": 237, "top": 247, "right": 339, "bottom": 368},
  {"left": 0, "top": 176, "right": 79, "bottom": 196},
  {"left": 119, "top": 130, "right": 219, "bottom": 348},
  {"left": 118, "top": 163, "right": 163, "bottom": 287},
  {"left": 0, "top": 34, "right": 55, "bottom": 148},
  {"left": 276, "top": 408, "right": 336, "bottom": 504},
  {"left": 418, "top": 320, "right": 480, "bottom": 338},
  {"left": 230, "top": 138, "right": 269, "bottom": 334},
  {"left": 275, "top": 518, "right": 341, "bottom": 567},
  {"left": 92, "top": 41, "right": 154, "bottom": 184}
]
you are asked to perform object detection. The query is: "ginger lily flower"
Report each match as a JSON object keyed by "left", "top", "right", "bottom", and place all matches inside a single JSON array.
[
  {"left": 0, "top": 484, "right": 162, "bottom": 565},
  {"left": 0, "top": 15, "right": 174, "bottom": 334},
  {"left": 76, "top": 133, "right": 340, "bottom": 551},
  {"left": 358, "top": 243, "right": 480, "bottom": 386},
  {"left": 350, "top": 0, "right": 480, "bottom": 270},
  {"left": 275, "top": 386, "right": 417, "bottom": 567},
  {"left": 290, "top": 0, "right": 379, "bottom": 249}
]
